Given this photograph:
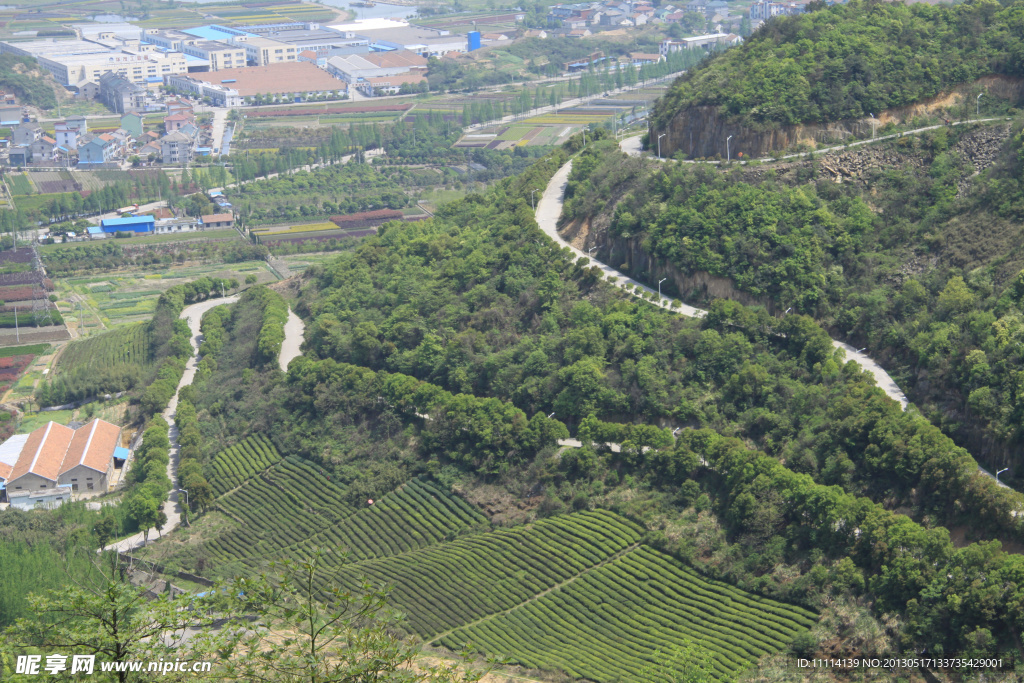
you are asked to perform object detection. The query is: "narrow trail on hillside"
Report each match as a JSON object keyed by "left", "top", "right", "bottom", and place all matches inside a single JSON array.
[{"left": 104, "top": 295, "right": 239, "bottom": 553}]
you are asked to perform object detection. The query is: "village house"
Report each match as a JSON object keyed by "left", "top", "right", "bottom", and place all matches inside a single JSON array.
[{"left": 0, "top": 420, "right": 122, "bottom": 508}]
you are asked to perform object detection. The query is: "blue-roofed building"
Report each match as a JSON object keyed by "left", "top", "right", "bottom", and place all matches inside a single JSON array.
[
  {"left": 99, "top": 216, "right": 155, "bottom": 233},
  {"left": 86, "top": 226, "right": 108, "bottom": 240},
  {"left": 180, "top": 24, "right": 251, "bottom": 41}
]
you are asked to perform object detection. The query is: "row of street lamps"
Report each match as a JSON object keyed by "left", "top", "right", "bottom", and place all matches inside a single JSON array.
[{"left": 656, "top": 132, "right": 735, "bottom": 161}]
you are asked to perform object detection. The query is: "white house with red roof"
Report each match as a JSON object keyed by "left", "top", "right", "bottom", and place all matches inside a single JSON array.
[{"left": 0, "top": 419, "right": 121, "bottom": 508}]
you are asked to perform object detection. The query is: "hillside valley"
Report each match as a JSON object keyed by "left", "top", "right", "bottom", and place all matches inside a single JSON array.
[{"left": 8, "top": 0, "right": 1024, "bottom": 680}]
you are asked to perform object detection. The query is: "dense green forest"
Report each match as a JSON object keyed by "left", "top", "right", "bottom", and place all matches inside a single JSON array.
[
  {"left": 565, "top": 121, "right": 1024, "bottom": 485},
  {"left": 0, "top": 504, "right": 133, "bottom": 628},
  {"left": 152, "top": 139, "right": 1024, "bottom": 664},
  {"left": 654, "top": 0, "right": 1024, "bottom": 130}
]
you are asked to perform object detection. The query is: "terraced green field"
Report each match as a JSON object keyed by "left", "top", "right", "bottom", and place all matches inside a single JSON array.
[
  {"left": 208, "top": 434, "right": 282, "bottom": 496},
  {"left": 269, "top": 477, "right": 489, "bottom": 566},
  {"left": 329, "top": 510, "right": 645, "bottom": 637},
  {"left": 207, "top": 456, "right": 354, "bottom": 565},
  {"left": 178, "top": 450, "right": 817, "bottom": 681},
  {"left": 439, "top": 545, "right": 817, "bottom": 682}
]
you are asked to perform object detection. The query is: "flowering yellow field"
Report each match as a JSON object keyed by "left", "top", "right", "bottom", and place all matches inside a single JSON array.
[{"left": 255, "top": 222, "right": 337, "bottom": 235}]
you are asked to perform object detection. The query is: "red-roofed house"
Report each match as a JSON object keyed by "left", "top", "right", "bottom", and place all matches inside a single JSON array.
[
  {"left": 200, "top": 213, "right": 234, "bottom": 228},
  {"left": 1, "top": 419, "right": 121, "bottom": 505},
  {"left": 164, "top": 112, "right": 193, "bottom": 133}
]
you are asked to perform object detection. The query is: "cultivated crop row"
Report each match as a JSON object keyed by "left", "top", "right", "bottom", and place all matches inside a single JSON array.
[
  {"left": 208, "top": 434, "right": 283, "bottom": 496},
  {"left": 328, "top": 509, "right": 643, "bottom": 637},
  {"left": 438, "top": 545, "right": 817, "bottom": 682},
  {"left": 53, "top": 323, "right": 152, "bottom": 378},
  {"left": 259, "top": 477, "right": 489, "bottom": 568},
  {"left": 206, "top": 456, "right": 354, "bottom": 565}
]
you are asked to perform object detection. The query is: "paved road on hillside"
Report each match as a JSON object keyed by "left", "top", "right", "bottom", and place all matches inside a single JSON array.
[
  {"left": 614, "top": 128, "right": 1024, "bottom": 488},
  {"left": 623, "top": 117, "right": 1007, "bottom": 164},
  {"left": 104, "top": 295, "right": 239, "bottom": 553},
  {"left": 279, "top": 307, "right": 305, "bottom": 372},
  {"left": 535, "top": 160, "right": 909, "bottom": 411}
]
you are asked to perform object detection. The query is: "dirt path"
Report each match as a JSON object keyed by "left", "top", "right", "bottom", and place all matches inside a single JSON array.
[
  {"left": 104, "top": 295, "right": 239, "bottom": 553},
  {"left": 279, "top": 307, "right": 304, "bottom": 372}
]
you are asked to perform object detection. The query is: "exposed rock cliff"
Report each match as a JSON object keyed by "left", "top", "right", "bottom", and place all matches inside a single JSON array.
[{"left": 660, "top": 76, "right": 1024, "bottom": 159}]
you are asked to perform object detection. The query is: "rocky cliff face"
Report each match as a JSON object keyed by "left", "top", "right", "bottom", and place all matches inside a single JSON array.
[{"left": 661, "top": 76, "right": 1024, "bottom": 159}]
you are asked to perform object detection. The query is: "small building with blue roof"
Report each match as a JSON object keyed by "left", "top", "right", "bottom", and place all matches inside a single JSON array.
[{"left": 99, "top": 215, "right": 155, "bottom": 234}]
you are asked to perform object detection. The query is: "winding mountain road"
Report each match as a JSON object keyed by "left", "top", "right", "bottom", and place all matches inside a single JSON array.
[
  {"left": 534, "top": 160, "right": 909, "bottom": 408},
  {"left": 104, "top": 296, "right": 238, "bottom": 553}
]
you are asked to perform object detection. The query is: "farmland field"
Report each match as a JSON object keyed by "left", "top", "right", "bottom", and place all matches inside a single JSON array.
[
  {"left": 200, "top": 455, "right": 357, "bottom": 571},
  {"left": 149, "top": 441, "right": 817, "bottom": 681},
  {"left": 55, "top": 260, "right": 276, "bottom": 330},
  {"left": 330, "top": 510, "right": 644, "bottom": 636},
  {"left": 52, "top": 322, "right": 152, "bottom": 381},
  {"left": 208, "top": 434, "right": 283, "bottom": 496},
  {"left": 40, "top": 229, "right": 241, "bottom": 252},
  {"left": 265, "top": 477, "right": 489, "bottom": 568},
  {"left": 439, "top": 545, "right": 817, "bottom": 682},
  {"left": 6, "top": 173, "right": 33, "bottom": 195},
  {"left": 253, "top": 222, "right": 338, "bottom": 235}
]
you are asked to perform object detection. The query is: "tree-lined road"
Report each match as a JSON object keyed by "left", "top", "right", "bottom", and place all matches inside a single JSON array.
[{"left": 104, "top": 295, "right": 238, "bottom": 553}]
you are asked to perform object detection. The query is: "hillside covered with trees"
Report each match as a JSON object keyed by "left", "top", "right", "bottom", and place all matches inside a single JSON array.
[
  {"left": 565, "top": 118, "right": 1024, "bottom": 484},
  {"left": 654, "top": 0, "right": 1024, "bottom": 130},
  {"left": 106, "top": 138, "right": 1024, "bottom": 678}
]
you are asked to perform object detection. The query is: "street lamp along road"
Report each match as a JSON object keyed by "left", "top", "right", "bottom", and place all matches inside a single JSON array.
[
  {"left": 726, "top": 135, "right": 733, "bottom": 162},
  {"left": 530, "top": 188, "right": 540, "bottom": 211},
  {"left": 178, "top": 489, "right": 189, "bottom": 527},
  {"left": 977, "top": 93, "right": 984, "bottom": 118},
  {"left": 997, "top": 467, "right": 1009, "bottom": 484},
  {"left": 658, "top": 277, "right": 667, "bottom": 299},
  {"left": 658, "top": 133, "right": 666, "bottom": 159}
]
